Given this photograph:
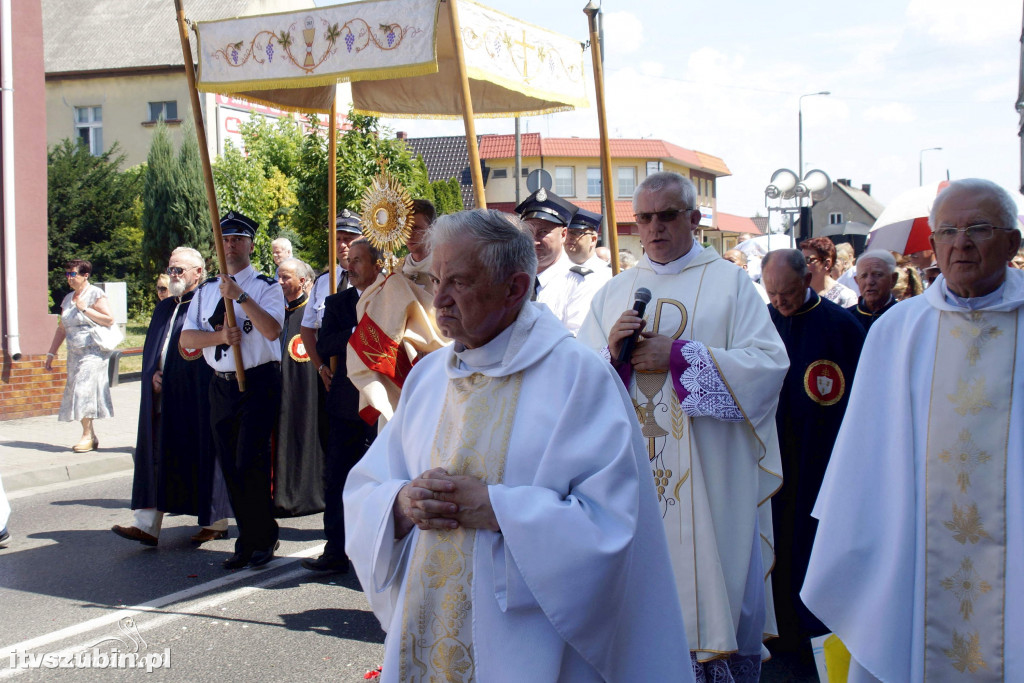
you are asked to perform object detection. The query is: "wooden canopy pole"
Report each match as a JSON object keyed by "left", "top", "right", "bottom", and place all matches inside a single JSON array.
[
  {"left": 447, "top": 0, "right": 486, "bottom": 208},
  {"left": 327, "top": 94, "right": 339, "bottom": 373},
  {"left": 584, "top": 2, "right": 620, "bottom": 275},
  {"left": 175, "top": 0, "right": 246, "bottom": 390}
]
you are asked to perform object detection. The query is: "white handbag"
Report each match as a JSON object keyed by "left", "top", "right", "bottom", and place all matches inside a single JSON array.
[{"left": 86, "top": 316, "right": 124, "bottom": 353}]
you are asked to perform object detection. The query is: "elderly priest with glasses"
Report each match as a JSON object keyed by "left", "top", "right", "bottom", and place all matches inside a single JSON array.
[
  {"left": 578, "top": 171, "right": 789, "bottom": 681},
  {"left": 344, "top": 209, "right": 691, "bottom": 682},
  {"left": 802, "top": 178, "right": 1024, "bottom": 682}
]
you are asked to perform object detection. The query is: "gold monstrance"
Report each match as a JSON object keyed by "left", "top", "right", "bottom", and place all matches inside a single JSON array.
[{"left": 360, "top": 170, "right": 413, "bottom": 272}]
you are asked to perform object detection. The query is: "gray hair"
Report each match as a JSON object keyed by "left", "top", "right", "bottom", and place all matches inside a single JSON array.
[
  {"left": 762, "top": 249, "right": 808, "bottom": 277},
  {"left": 929, "top": 178, "right": 1020, "bottom": 232},
  {"left": 619, "top": 249, "right": 638, "bottom": 269},
  {"left": 279, "top": 257, "right": 314, "bottom": 283},
  {"left": 271, "top": 237, "right": 293, "bottom": 252},
  {"left": 350, "top": 238, "right": 384, "bottom": 266},
  {"left": 634, "top": 171, "right": 697, "bottom": 211},
  {"left": 857, "top": 250, "right": 897, "bottom": 274},
  {"left": 429, "top": 209, "right": 538, "bottom": 286},
  {"left": 170, "top": 246, "right": 205, "bottom": 274}
]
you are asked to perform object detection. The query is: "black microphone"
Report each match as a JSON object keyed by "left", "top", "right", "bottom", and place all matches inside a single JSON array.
[{"left": 616, "top": 287, "right": 652, "bottom": 365}]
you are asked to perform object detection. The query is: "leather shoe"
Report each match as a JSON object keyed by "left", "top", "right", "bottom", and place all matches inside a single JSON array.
[
  {"left": 111, "top": 525, "right": 158, "bottom": 547},
  {"left": 190, "top": 528, "right": 229, "bottom": 544},
  {"left": 0, "top": 527, "right": 9, "bottom": 548},
  {"left": 248, "top": 541, "right": 281, "bottom": 568},
  {"left": 302, "top": 555, "right": 349, "bottom": 573},
  {"left": 222, "top": 551, "right": 253, "bottom": 570},
  {"left": 72, "top": 436, "right": 99, "bottom": 453}
]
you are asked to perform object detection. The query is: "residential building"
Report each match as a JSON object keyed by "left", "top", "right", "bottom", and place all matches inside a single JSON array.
[
  {"left": 1, "top": 1, "right": 63, "bottom": 418},
  {"left": 473, "top": 133, "right": 734, "bottom": 255},
  {"left": 808, "top": 178, "right": 884, "bottom": 247},
  {"left": 42, "top": 0, "right": 317, "bottom": 167}
]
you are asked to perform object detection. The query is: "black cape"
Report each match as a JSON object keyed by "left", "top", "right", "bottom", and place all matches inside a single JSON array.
[
  {"left": 132, "top": 291, "right": 232, "bottom": 526},
  {"left": 847, "top": 295, "right": 898, "bottom": 333},
  {"left": 272, "top": 294, "right": 326, "bottom": 517},
  {"left": 769, "top": 293, "right": 865, "bottom": 644}
]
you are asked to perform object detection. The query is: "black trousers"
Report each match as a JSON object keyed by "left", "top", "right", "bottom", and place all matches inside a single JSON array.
[
  {"left": 209, "top": 362, "right": 281, "bottom": 555},
  {"left": 322, "top": 418, "right": 374, "bottom": 559}
]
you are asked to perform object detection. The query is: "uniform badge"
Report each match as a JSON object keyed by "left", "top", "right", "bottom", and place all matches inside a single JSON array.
[
  {"left": 804, "top": 360, "right": 845, "bottom": 406},
  {"left": 179, "top": 345, "right": 203, "bottom": 361},
  {"left": 288, "top": 334, "right": 310, "bottom": 362},
  {"left": 243, "top": 319, "right": 253, "bottom": 334}
]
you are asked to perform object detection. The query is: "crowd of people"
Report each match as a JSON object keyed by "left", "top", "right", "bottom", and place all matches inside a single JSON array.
[{"left": 34, "top": 173, "right": 1023, "bottom": 681}]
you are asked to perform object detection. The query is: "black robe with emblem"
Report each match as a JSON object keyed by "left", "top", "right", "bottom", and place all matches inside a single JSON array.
[
  {"left": 847, "top": 295, "right": 898, "bottom": 333},
  {"left": 132, "top": 291, "right": 232, "bottom": 526},
  {"left": 769, "top": 293, "right": 866, "bottom": 646},
  {"left": 272, "top": 293, "right": 326, "bottom": 517}
]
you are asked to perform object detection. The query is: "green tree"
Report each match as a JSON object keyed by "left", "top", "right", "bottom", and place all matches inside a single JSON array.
[
  {"left": 212, "top": 142, "right": 298, "bottom": 276},
  {"left": 141, "top": 121, "right": 211, "bottom": 283},
  {"left": 293, "top": 108, "right": 429, "bottom": 268},
  {"left": 47, "top": 139, "right": 145, "bottom": 315}
]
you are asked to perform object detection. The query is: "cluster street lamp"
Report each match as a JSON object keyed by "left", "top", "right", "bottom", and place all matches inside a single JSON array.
[{"left": 919, "top": 147, "right": 942, "bottom": 186}]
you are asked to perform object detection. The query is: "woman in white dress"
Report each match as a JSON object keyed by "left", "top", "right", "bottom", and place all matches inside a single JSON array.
[
  {"left": 800, "top": 237, "right": 859, "bottom": 308},
  {"left": 45, "top": 259, "right": 116, "bottom": 452}
]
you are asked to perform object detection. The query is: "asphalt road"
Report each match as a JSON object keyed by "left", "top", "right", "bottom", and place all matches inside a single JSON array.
[{"left": 0, "top": 473, "right": 385, "bottom": 681}]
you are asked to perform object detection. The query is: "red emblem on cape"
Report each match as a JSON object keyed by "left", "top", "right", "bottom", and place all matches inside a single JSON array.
[
  {"left": 350, "top": 314, "right": 413, "bottom": 387},
  {"left": 179, "top": 345, "right": 203, "bottom": 361},
  {"left": 288, "top": 334, "right": 310, "bottom": 362},
  {"left": 803, "top": 359, "right": 845, "bottom": 406}
]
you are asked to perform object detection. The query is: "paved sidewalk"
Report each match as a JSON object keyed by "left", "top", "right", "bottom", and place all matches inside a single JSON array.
[{"left": 0, "top": 379, "right": 140, "bottom": 493}]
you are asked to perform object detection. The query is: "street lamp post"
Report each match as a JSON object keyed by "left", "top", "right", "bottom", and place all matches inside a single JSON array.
[
  {"left": 798, "top": 91, "right": 830, "bottom": 179},
  {"left": 919, "top": 147, "right": 942, "bottom": 186}
]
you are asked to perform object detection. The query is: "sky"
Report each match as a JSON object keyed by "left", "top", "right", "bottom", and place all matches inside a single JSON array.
[{"left": 315, "top": 0, "right": 1024, "bottom": 219}]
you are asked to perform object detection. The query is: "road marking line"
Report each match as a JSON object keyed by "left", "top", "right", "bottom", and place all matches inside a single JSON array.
[{"left": 0, "top": 544, "right": 325, "bottom": 674}]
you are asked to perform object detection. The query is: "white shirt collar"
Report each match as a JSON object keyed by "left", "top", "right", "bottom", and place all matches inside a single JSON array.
[
  {"left": 941, "top": 279, "right": 1005, "bottom": 310},
  {"left": 645, "top": 243, "right": 704, "bottom": 275},
  {"left": 453, "top": 320, "right": 516, "bottom": 371}
]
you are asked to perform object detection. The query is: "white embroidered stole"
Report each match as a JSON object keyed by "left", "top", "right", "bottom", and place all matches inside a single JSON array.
[
  {"left": 399, "top": 371, "right": 523, "bottom": 682},
  {"left": 925, "top": 310, "right": 1015, "bottom": 678}
]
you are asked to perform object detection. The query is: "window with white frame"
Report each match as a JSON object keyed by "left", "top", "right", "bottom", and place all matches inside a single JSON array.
[
  {"left": 829, "top": 212, "right": 843, "bottom": 225},
  {"left": 646, "top": 160, "right": 662, "bottom": 177},
  {"left": 617, "top": 166, "right": 636, "bottom": 197},
  {"left": 587, "top": 167, "right": 602, "bottom": 197},
  {"left": 148, "top": 101, "right": 178, "bottom": 122},
  {"left": 555, "top": 167, "right": 574, "bottom": 196},
  {"left": 75, "top": 106, "right": 103, "bottom": 156}
]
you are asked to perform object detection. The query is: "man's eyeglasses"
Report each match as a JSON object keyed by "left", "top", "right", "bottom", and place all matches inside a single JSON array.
[
  {"left": 65, "top": 271, "right": 80, "bottom": 278},
  {"left": 634, "top": 208, "right": 691, "bottom": 225},
  {"left": 166, "top": 266, "right": 195, "bottom": 276},
  {"left": 933, "top": 224, "right": 1015, "bottom": 243}
]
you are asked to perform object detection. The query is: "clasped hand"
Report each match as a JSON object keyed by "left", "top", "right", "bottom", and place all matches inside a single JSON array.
[{"left": 394, "top": 468, "right": 499, "bottom": 538}]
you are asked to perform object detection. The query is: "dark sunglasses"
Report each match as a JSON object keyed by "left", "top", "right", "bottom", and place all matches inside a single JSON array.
[
  {"left": 634, "top": 208, "right": 691, "bottom": 224},
  {"left": 166, "top": 266, "right": 194, "bottom": 276},
  {"left": 65, "top": 271, "right": 81, "bottom": 278}
]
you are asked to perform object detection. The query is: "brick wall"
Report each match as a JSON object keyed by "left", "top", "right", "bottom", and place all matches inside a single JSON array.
[{"left": 0, "top": 354, "right": 67, "bottom": 420}]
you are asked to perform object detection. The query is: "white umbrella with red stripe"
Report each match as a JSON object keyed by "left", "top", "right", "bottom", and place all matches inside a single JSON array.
[{"left": 866, "top": 181, "right": 951, "bottom": 255}]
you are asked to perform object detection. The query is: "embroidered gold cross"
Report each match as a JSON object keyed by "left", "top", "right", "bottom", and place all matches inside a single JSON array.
[
  {"left": 950, "top": 313, "right": 1003, "bottom": 366},
  {"left": 940, "top": 556, "right": 992, "bottom": 620},
  {"left": 938, "top": 429, "right": 992, "bottom": 494}
]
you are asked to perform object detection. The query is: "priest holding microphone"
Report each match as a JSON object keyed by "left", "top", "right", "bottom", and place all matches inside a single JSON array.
[{"left": 579, "top": 171, "right": 789, "bottom": 681}]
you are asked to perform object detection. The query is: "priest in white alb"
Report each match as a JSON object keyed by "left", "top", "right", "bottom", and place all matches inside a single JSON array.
[
  {"left": 802, "top": 178, "right": 1024, "bottom": 681},
  {"left": 578, "top": 172, "right": 789, "bottom": 682},
  {"left": 344, "top": 209, "right": 691, "bottom": 682}
]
